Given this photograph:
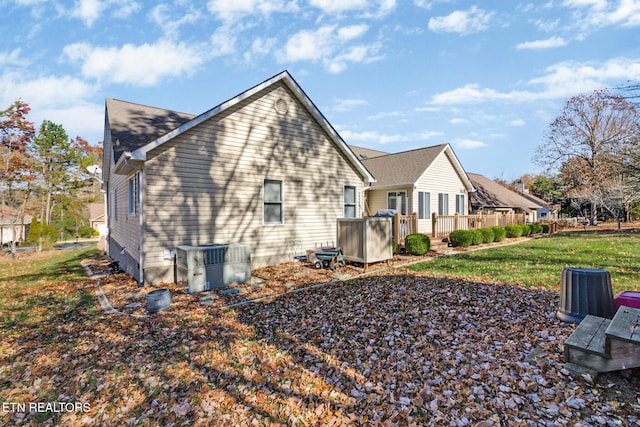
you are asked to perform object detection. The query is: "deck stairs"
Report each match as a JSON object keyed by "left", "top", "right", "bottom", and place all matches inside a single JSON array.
[{"left": 564, "top": 306, "right": 640, "bottom": 372}]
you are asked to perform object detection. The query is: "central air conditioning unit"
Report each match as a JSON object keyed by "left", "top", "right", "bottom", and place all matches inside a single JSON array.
[{"left": 176, "top": 244, "right": 251, "bottom": 294}]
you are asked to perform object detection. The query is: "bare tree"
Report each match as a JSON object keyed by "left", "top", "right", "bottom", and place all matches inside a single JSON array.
[{"left": 534, "top": 89, "right": 640, "bottom": 225}]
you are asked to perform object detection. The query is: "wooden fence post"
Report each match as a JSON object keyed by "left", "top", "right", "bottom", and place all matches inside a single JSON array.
[{"left": 432, "top": 212, "right": 437, "bottom": 238}]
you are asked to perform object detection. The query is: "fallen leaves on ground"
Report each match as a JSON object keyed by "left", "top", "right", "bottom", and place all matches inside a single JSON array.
[{"left": 1, "top": 255, "right": 639, "bottom": 426}]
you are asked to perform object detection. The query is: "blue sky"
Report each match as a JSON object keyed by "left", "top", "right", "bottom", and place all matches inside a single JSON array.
[{"left": 2, "top": 0, "right": 639, "bottom": 180}]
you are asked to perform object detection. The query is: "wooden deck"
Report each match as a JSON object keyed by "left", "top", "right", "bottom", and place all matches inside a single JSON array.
[{"left": 564, "top": 306, "right": 640, "bottom": 372}]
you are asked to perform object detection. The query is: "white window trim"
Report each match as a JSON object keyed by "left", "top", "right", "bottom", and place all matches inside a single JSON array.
[
  {"left": 438, "top": 193, "right": 449, "bottom": 215},
  {"left": 263, "top": 178, "right": 284, "bottom": 225},
  {"left": 418, "top": 191, "right": 431, "bottom": 220},
  {"left": 456, "top": 194, "right": 465, "bottom": 214},
  {"left": 343, "top": 185, "right": 357, "bottom": 218},
  {"left": 128, "top": 175, "right": 136, "bottom": 216}
]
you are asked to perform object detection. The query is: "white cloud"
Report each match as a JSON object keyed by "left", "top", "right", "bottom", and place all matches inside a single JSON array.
[
  {"left": 414, "top": 0, "right": 452, "bottom": 10},
  {"left": 509, "top": 118, "right": 526, "bottom": 126},
  {"left": 207, "top": 0, "right": 298, "bottom": 21},
  {"left": 0, "top": 72, "right": 103, "bottom": 142},
  {"left": 332, "top": 98, "right": 368, "bottom": 112},
  {"left": 339, "top": 128, "right": 442, "bottom": 144},
  {"left": 368, "top": 111, "right": 403, "bottom": 120},
  {"left": 338, "top": 24, "right": 369, "bottom": 40},
  {"left": 528, "top": 57, "right": 640, "bottom": 97},
  {"left": 449, "top": 118, "right": 469, "bottom": 125},
  {"left": 452, "top": 138, "right": 487, "bottom": 149},
  {"left": 308, "top": 0, "right": 395, "bottom": 16},
  {"left": 278, "top": 24, "right": 381, "bottom": 73},
  {"left": 428, "top": 6, "right": 494, "bottom": 34},
  {"left": 309, "top": 0, "right": 368, "bottom": 13},
  {"left": 243, "top": 37, "right": 278, "bottom": 63},
  {"left": 69, "top": 0, "right": 139, "bottom": 27},
  {"left": 430, "top": 83, "right": 529, "bottom": 105},
  {"left": 516, "top": 36, "right": 567, "bottom": 50},
  {"left": 211, "top": 25, "right": 238, "bottom": 56},
  {"left": 62, "top": 40, "right": 207, "bottom": 86},
  {"left": 149, "top": 4, "right": 202, "bottom": 38},
  {"left": 72, "top": 0, "right": 105, "bottom": 27},
  {"left": 562, "top": 0, "right": 640, "bottom": 37},
  {"left": 429, "top": 57, "right": 640, "bottom": 105},
  {"left": 0, "top": 49, "right": 26, "bottom": 66}
]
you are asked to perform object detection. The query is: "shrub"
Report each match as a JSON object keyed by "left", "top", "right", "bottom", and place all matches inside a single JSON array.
[
  {"left": 471, "top": 229, "right": 484, "bottom": 245},
  {"left": 531, "top": 223, "right": 543, "bottom": 234},
  {"left": 491, "top": 226, "right": 506, "bottom": 242},
  {"left": 480, "top": 227, "right": 495, "bottom": 243},
  {"left": 404, "top": 233, "right": 430, "bottom": 255},
  {"left": 520, "top": 224, "right": 532, "bottom": 236},
  {"left": 392, "top": 240, "right": 397, "bottom": 254},
  {"left": 26, "top": 218, "right": 59, "bottom": 244},
  {"left": 78, "top": 225, "right": 98, "bottom": 238},
  {"left": 449, "top": 230, "right": 474, "bottom": 247},
  {"left": 541, "top": 224, "right": 549, "bottom": 233},
  {"left": 505, "top": 224, "right": 523, "bottom": 238}
]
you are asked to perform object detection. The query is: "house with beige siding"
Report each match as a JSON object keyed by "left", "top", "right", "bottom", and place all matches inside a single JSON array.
[
  {"left": 103, "top": 71, "right": 374, "bottom": 285},
  {"left": 351, "top": 144, "right": 475, "bottom": 233}
]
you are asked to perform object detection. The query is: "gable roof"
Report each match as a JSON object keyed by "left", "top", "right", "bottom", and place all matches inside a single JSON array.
[
  {"left": 349, "top": 145, "right": 390, "bottom": 160},
  {"left": 106, "top": 71, "right": 374, "bottom": 183},
  {"left": 468, "top": 173, "right": 545, "bottom": 212},
  {"left": 106, "top": 99, "right": 195, "bottom": 164},
  {"left": 361, "top": 144, "right": 474, "bottom": 191}
]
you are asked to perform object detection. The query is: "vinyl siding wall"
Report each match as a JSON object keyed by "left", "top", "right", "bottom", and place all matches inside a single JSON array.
[
  {"left": 414, "top": 151, "right": 468, "bottom": 233},
  {"left": 140, "top": 82, "right": 366, "bottom": 284},
  {"left": 106, "top": 153, "right": 142, "bottom": 279},
  {"left": 365, "top": 150, "right": 469, "bottom": 234}
]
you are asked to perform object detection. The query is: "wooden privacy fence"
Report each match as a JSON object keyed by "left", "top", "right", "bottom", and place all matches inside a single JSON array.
[{"left": 431, "top": 212, "right": 526, "bottom": 239}]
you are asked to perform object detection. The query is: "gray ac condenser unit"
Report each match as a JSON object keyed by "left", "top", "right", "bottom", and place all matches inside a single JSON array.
[{"left": 176, "top": 244, "right": 251, "bottom": 293}]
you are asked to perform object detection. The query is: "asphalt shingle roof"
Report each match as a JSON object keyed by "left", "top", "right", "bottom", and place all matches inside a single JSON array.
[
  {"left": 106, "top": 98, "right": 195, "bottom": 162},
  {"left": 361, "top": 144, "right": 448, "bottom": 188},
  {"left": 468, "top": 173, "right": 542, "bottom": 212}
]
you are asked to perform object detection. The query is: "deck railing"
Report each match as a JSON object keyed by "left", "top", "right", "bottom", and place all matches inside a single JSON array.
[
  {"left": 392, "top": 212, "right": 418, "bottom": 246},
  {"left": 431, "top": 212, "right": 526, "bottom": 238}
]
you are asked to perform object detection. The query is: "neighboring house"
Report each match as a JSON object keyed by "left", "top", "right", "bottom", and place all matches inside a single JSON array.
[
  {"left": 0, "top": 207, "right": 32, "bottom": 246},
  {"left": 468, "top": 173, "right": 546, "bottom": 222},
  {"left": 353, "top": 144, "right": 475, "bottom": 234},
  {"left": 88, "top": 202, "right": 106, "bottom": 236},
  {"left": 514, "top": 181, "right": 559, "bottom": 220},
  {"left": 103, "top": 71, "right": 375, "bottom": 285}
]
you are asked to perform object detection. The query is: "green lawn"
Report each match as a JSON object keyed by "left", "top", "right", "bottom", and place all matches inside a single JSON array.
[
  {"left": 0, "top": 247, "right": 100, "bottom": 334},
  {"left": 410, "top": 230, "right": 640, "bottom": 294}
]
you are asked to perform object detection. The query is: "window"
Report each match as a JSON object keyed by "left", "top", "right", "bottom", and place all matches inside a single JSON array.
[
  {"left": 455, "top": 194, "right": 465, "bottom": 214},
  {"left": 438, "top": 193, "right": 449, "bottom": 215},
  {"left": 128, "top": 173, "right": 139, "bottom": 215},
  {"left": 388, "top": 191, "right": 407, "bottom": 215},
  {"left": 343, "top": 186, "right": 357, "bottom": 218},
  {"left": 418, "top": 191, "right": 430, "bottom": 219},
  {"left": 263, "top": 179, "right": 283, "bottom": 224},
  {"left": 113, "top": 189, "right": 118, "bottom": 221}
]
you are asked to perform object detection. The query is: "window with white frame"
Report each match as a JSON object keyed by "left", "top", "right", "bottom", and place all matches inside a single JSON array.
[
  {"left": 418, "top": 191, "right": 430, "bottom": 219},
  {"left": 344, "top": 186, "right": 356, "bottom": 218},
  {"left": 455, "top": 194, "right": 465, "bottom": 214},
  {"left": 438, "top": 193, "right": 449, "bottom": 215},
  {"left": 128, "top": 172, "right": 139, "bottom": 215},
  {"left": 263, "top": 179, "right": 283, "bottom": 224}
]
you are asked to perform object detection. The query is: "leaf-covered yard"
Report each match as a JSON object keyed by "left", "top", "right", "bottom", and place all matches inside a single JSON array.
[{"left": 1, "top": 247, "right": 639, "bottom": 426}]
